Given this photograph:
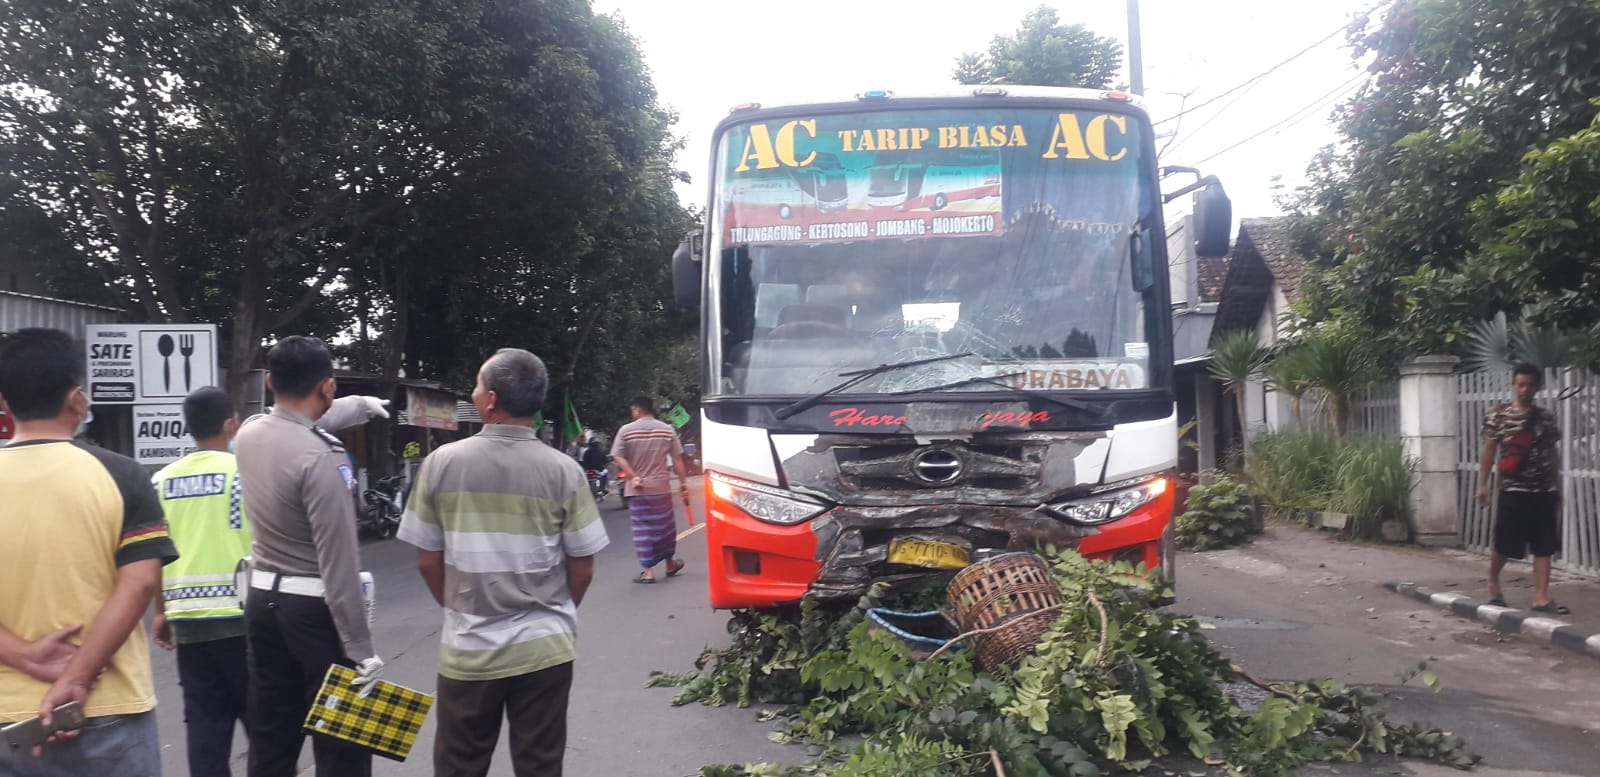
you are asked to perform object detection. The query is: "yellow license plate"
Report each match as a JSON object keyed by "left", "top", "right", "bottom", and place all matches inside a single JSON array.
[{"left": 886, "top": 539, "right": 971, "bottom": 569}]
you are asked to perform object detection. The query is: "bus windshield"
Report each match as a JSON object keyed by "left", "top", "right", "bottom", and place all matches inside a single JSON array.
[{"left": 708, "top": 106, "right": 1163, "bottom": 398}]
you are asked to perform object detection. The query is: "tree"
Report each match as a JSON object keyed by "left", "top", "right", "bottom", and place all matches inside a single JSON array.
[
  {"left": 1261, "top": 344, "right": 1313, "bottom": 424},
  {"left": 1, "top": 0, "right": 695, "bottom": 412},
  {"left": 1293, "top": 329, "right": 1376, "bottom": 438},
  {"left": 953, "top": 5, "right": 1122, "bottom": 88},
  {"left": 1283, "top": 0, "right": 1600, "bottom": 369},
  {"left": 1207, "top": 331, "right": 1267, "bottom": 458},
  {"left": 0, "top": 0, "right": 474, "bottom": 393}
]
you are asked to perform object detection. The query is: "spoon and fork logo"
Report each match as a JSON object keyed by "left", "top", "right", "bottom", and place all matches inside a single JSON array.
[{"left": 156, "top": 333, "right": 198, "bottom": 392}]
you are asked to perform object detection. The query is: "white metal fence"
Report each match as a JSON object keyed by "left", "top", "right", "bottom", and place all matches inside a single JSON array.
[
  {"left": 1457, "top": 368, "right": 1600, "bottom": 575},
  {"left": 1350, "top": 381, "right": 1401, "bottom": 438}
]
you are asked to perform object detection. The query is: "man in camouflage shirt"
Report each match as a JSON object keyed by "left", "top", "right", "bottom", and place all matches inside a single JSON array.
[{"left": 1477, "top": 363, "right": 1565, "bottom": 614}]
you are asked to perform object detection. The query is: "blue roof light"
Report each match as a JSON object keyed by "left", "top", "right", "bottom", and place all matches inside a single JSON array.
[{"left": 858, "top": 89, "right": 893, "bottom": 100}]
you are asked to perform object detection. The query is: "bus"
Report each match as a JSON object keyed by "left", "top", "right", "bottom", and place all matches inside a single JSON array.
[{"left": 672, "top": 86, "right": 1232, "bottom": 609}]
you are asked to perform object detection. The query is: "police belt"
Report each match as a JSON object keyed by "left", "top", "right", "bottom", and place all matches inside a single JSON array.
[{"left": 250, "top": 568, "right": 327, "bottom": 598}]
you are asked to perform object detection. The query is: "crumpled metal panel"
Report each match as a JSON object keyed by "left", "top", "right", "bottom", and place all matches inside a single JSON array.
[
  {"left": 780, "top": 431, "right": 1111, "bottom": 601},
  {"left": 808, "top": 502, "right": 1097, "bottom": 599}
]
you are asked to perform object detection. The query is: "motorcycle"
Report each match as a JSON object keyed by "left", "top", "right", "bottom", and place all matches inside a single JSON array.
[
  {"left": 585, "top": 469, "right": 610, "bottom": 503},
  {"left": 360, "top": 474, "right": 406, "bottom": 539}
]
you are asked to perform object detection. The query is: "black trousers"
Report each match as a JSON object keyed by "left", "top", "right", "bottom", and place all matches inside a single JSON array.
[
  {"left": 244, "top": 588, "right": 371, "bottom": 777},
  {"left": 434, "top": 662, "right": 574, "bottom": 777},
  {"left": 176, "top": 635, "right": 249, "bottom": 777}
]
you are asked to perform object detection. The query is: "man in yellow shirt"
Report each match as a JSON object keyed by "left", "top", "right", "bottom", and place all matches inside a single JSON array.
[{"left": 0, "top": 328, "right": 178, "bottom": 776}]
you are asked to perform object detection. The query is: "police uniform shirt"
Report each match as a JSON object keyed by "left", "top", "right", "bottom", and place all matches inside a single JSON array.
[{"left": 234, "top": 406, "right": 374, "bottom": 661}]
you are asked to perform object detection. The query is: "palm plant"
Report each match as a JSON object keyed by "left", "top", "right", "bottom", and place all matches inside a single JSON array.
[
  {"left": 1261, "top": 344, "right": 1314, "bottom": 424},
  {"left": 1208, "top": 330, "right": 1268, "bottom": 458},
  {"left": 1462, "top": 311, "right": 1572, "bottom": 373},
  {"left": 1296, "top": 331, "right": 1376, "bottom": 437}
]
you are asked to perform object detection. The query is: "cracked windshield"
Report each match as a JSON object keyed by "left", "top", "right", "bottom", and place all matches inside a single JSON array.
[{"left": 710, "top": 108, "right": 1156, "bottom": 397}]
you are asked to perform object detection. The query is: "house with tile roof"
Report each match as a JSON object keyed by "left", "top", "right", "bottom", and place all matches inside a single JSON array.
[
  {"left": 1167, "top": 214, "right": 1235, "bottom": 475},
  {"left": 1208, "top": 217, "right": 1311, "bottom": 453}
]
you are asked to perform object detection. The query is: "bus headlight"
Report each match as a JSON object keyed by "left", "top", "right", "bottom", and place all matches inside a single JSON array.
[
  {"left": 1045, "top": 476, "right": 1167, "bottom": 526},
  {"left": 708, "top": 471, "right": 829, "bottom": 526}
]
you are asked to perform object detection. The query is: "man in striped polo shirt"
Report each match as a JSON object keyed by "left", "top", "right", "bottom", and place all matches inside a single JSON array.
[{"left": 398, "top": 348, "right": 608, "bottom": 777}]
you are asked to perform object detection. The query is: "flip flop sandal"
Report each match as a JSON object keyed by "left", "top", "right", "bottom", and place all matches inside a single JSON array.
[
  {"left": 1531, "top": 602, "right": 1570, "bottom": 615},
  {"left": 667, "top": 559, "right": 686, "bottom": 577},
  {"left": 634, "top": 572, "right": 656, "bottom": 584},
  {"left": 1487, "top": 596, "right": 1508, "bottom": 607}
]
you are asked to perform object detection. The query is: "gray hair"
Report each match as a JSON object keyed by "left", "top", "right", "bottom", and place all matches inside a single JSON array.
[{"left": 483, "top": 348, "right": 548, "bottom": 418}]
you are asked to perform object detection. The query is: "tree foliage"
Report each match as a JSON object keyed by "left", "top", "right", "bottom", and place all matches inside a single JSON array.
[
  {"left": 654, "top": 553, "right": 1477, "bottom": 776},
  {"left": 0, "top": 0, "right": 694, "bottom": 417},
  {"left": 1283, "top": 0, "right": 1600, "bottom": 368},
  {"left": 953, "top": 5, "right": 1122, "bottom": 89}
]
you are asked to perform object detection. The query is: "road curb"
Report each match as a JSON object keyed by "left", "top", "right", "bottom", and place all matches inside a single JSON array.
[{"left": 1383, "top": 581, "right": 1599, "bottom": 661}]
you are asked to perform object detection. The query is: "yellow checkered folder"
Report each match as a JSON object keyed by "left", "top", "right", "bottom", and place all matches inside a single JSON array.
[{"left": 303, "top": 665, "right": 434, "bottom": 761}]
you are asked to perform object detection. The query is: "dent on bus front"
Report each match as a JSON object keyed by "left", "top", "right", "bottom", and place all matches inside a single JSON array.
[{"left": 700, "top": 413, "right": 1177, "bottom": 609}]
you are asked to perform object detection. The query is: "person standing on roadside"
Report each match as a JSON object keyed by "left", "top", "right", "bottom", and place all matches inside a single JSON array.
[
  {"left": 0, "top": 328, "right": 178, "bottom": 777},
  {"left": 1478, "top": 363, "right": 1567, "bottom": 614},
  {"left": 149, "top": 387, "right": 251, "bottom": 777},
  {"left": 150, "top": 385, "right": 385, "bottom": 777},
  {"left": 611, "top": 396, "right": 690, "bottom": 584},
  {"left": 233, "top": 336, "right": 384, "bottom": 777},
  {"left": 399, "top": 348, "right": 608, "bottom": 777}
]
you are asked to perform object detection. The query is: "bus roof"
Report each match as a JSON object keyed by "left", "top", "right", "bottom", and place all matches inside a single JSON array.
[{"left": 721, "top": 85, "right": 1150, "bottom": 122}]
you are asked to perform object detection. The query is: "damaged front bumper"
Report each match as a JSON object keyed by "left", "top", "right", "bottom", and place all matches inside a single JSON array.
[{"left": 704, "top": 475, "right": 1175, "bottom": 608}]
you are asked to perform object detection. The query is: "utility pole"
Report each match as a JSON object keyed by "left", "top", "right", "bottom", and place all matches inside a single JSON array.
[{"left": 1126, "top": 0, "right": 1145, "bottom": 96}]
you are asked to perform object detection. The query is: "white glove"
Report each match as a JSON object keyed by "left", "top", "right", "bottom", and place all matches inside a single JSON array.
[
  {"left": 352, "top": 656, "right": 385, "bottom": 696},
  {"left": 360, "top": 397, "right": 391, "bottom": 421}
]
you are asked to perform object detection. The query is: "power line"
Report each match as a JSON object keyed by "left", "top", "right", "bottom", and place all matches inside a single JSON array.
[
  {"left": 1163, "top": 74, "right": 1265, "bottom": 158},
  {"left": 1151, "top": 1, "right": 1387, "bottom": 128},
  {"left": 1188, "top": 73, "right": 1367, "bottom": 167}
]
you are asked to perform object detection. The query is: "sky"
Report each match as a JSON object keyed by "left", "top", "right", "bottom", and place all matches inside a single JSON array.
[{"left": 592, "top": 0, "right": 1379, "bottom": 221}]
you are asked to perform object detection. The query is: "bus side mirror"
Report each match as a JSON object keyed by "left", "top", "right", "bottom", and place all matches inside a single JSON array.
[
  {"left": 671, "top": 233, "right": 701, "bottom": 308},
  {"left": 1193, "top": 184, "right": 1232, "bottom": 258}
]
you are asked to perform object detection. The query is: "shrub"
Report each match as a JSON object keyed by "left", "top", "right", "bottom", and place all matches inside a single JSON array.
[
  {"left": 1174, "top": 472, "right": 1254, "bottom": 551},
  {"left": 1246, "top": 429, "right": 1342, "bottom": 519},
  {"left": 1246, "top": 430, "right": 1416, "bottom": 541},
  {"left": 1330, "top": 437, "right": 1415, "bottom": 541}
]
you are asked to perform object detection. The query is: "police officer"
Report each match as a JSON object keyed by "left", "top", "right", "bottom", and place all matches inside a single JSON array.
[
  {"left": 233, "top": 336, "right": 383, "bottom": 777},
  {"left": 152, "top": 386, "right": 387, "bottom": 777}
]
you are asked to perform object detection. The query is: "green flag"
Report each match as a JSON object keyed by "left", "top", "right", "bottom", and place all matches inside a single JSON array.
[
  {"left": 664, "top": 403, "right": 692, "bottom": 429},
  {"left": 563, "top": 396, "right": 583, "bottom": 441}
]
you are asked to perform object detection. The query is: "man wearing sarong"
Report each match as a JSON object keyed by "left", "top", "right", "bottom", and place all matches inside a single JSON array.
[{"left": 611, "top": 397, "right": 690, "bottom": 584}]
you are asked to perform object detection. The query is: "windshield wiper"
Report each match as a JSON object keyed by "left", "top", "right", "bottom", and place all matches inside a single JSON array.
[
  {"left": 893, "top": 373, "right": 1105, "bottom": 415},
  {"left": 774, "top": 352, "right": 975, "bottom": 420}
]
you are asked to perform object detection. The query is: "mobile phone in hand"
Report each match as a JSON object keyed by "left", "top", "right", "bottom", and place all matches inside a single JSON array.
[{"left": 2, "top": 702, "right": 86, "bottom": 751}]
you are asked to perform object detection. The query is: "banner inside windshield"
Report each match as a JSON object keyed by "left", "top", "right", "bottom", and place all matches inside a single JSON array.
[{"left": 719, "top": 110, "right": 1138, "bottom": 246}]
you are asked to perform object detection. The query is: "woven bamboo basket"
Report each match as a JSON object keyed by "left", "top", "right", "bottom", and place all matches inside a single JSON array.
[{"left": 946, "top": 552, "right": 1062, "bottom": 670}]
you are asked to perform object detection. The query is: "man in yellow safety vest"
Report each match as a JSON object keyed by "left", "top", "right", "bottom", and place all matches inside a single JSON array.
[
  {"left": 150, "top": 387, "right": 250, "bottom": 777},
  {"left": 151, "top": 387, "right": 388, "bottom": 777}
]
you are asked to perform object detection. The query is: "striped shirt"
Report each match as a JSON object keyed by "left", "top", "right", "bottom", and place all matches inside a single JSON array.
[
  {"left": 398, "top": 425, "right": 608, "bottom": 681},
  {"left": 611, "top": 417, "right": 684, "bottom": 495}
]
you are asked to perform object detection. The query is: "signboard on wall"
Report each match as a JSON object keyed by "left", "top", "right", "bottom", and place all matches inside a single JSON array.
[
  {"left": 132, "top": 404, "right": 198, "bottom": 465},
  {"left": 86, "top": 324, "right": 220, "bottom": 404},
  {"left": 406, "top": 387, "right": 458, "bottom": 431}
]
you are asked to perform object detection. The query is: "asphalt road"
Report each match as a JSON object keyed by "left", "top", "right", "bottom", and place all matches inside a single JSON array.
[
  {"left": 145, "top": 494, "right": 1600, "bottom": 776},
  {"left": 150, "top": 477, "right": 803, "bottom": 776}
]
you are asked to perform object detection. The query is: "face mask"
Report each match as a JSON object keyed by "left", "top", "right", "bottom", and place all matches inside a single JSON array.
[{"left": 76, "top": 408, "right": 94, "bottom": 438}]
